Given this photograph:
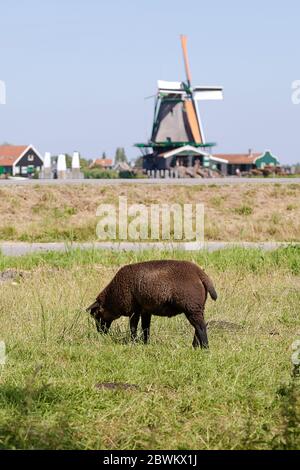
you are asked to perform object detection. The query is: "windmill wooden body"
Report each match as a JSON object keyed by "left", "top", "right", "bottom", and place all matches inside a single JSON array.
[{"left": 135, "top": 36, "right": 226, "bottom": 176}]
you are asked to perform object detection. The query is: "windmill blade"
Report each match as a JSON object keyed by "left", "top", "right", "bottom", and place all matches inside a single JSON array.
[
  {"left": 180, "top": 35, "right": 192, "bottom": 85},
  {"left": 157, "top": 80, "right": 185, "bottom": 95},
  {"left": 184, "top": 100, "right": 203, "bottom": 144},
  {"left": 193, "top": 86, "right": 223, "bottom": 101}
]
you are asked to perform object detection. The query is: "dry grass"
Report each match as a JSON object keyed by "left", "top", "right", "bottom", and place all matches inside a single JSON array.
[{"left": 0, "top": 183, "right": 299, "bottom": 242}]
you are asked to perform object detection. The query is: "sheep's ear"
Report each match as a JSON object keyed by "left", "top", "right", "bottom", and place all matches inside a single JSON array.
[{"left": 86, "top": 301, "right": 99, "bottom": 313}]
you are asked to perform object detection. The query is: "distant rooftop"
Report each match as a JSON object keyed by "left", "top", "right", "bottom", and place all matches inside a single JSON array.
[
  {"left": 89, "top": 158, "right": 113, "bottom": 169},
  {"left": 214, "top": 152, "right": 262, "bottom": 164},
  {"left": 0, "top": 145, "right": 29, "bottom": 166}
]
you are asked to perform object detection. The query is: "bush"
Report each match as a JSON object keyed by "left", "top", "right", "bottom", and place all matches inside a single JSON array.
[
  {"left": 83, "top": 169, "right": 118, "bottom": 179},
  {"left": 118, "top": 170, "right": 136, "bottom": 179}
]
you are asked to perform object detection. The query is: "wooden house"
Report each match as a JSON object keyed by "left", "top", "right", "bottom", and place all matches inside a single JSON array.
[{"left": 0, "top": 144, "right": 43, "bottom": 177}]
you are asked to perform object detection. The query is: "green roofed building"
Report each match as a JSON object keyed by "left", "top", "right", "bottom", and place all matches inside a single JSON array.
[{"left": 213, "top": 150, "right": 280, "bottom": 176}]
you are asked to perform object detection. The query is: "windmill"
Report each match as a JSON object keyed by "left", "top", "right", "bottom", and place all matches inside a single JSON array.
[{"left": 135, "top": 35, "right": 224, "bottom": 173}]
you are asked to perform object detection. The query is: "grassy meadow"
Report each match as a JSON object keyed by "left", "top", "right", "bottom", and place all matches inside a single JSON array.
[
  {"left": 0, "top": 183, "right": 300, "bottom": 242},
  {"left": 0, "top": 247, "right": 299, "bottom": 449}
]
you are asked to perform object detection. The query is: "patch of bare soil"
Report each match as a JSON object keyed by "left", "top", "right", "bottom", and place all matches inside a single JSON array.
[{"left": 0, "top": 269, "right": 27, "bottom": 284}]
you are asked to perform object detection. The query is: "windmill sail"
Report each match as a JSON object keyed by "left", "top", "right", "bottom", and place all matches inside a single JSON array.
[
  {"left": 157, "top": 80, "right": 185, "bottom": 95},
  {"left": 193, "top": 86, "right": 223, "bottom": 101},
  {"left": 184, "top": 100, "right": 202, "bottom": 143},
  {"left": 180, "top": 35, "right": 192, "bottom": 85}
]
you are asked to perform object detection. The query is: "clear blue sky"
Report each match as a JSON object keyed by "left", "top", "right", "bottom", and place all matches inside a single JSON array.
[{"left": 0, "top": 0, "right": 299, "bottom": 163}]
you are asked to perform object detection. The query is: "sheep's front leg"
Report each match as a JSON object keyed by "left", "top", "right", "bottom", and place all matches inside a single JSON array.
[
  {"left": 186, "top": 311, "right": 209, "bottom": 349},
  {"left": 192, "top": 333, "right": 200, "bottom": 348},
  {"left": 130, "top": 312, "right": 140, "bottom": 342},
  {"left": 141, "top": 313, "right": 151, "bottom": 344}
]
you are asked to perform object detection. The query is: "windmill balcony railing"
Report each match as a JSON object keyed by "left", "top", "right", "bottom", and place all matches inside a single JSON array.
[{"left": 134, "top": 142, "right": 216, "bottom": 150}]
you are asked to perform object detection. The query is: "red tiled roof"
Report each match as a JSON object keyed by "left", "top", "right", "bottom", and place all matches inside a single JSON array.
[
  {"left": 214, "top": 153, "right": 262, "bottom": 164},
  {"left": 0, "top": 145, "right": 28, "bottom": 166},
  {"left": 90, "top": 158, "right": 113, "bottom": 168},
  {"left": 0, "top": 156, "right": 17, "bottom": 166}
]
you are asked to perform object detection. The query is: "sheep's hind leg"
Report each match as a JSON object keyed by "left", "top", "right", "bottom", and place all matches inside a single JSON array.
[
  {"left": 186, "top": 311, "right": 209, "bottom": 349},
  {"left": 130, "top": 313, "right": 140, "bottom": 342},
  {"left": 141, "top": 313, "right": 151, "bottom": 344}
]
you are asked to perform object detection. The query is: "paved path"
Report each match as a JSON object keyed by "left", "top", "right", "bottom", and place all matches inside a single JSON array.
[
  {"left": 1, "top": 178, "right": 300, "bottom": 186},
  {"left": 0, "top": 241, "right": 298, "bottom": 257}
]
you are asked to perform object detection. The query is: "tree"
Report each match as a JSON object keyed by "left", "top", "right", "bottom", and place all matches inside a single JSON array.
[
  {"left": 102, "top": 151, "right": 107, "bottom": 159},
  {"left": 65, "top": 154, "right": 72, "bottom": 169},
  {"left": 80, "top": 157, "right": 91, "bottom": 169},
  {"left": 114, "top": 147, "right": 127, "bottom": 164}
]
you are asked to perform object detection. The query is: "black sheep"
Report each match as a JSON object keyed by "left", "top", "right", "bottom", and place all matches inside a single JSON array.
[{"left": 87, "top": 260, "right": 217, "bottom": 348}]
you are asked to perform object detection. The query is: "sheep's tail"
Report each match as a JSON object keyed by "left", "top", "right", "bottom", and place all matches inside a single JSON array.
[{"left": 199, "top": 270, "right": 218, "bottom": 301}]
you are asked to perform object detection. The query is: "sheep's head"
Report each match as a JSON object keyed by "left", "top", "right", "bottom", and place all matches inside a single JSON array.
[
  {"left": 86, "top": 298, "right": 112, "bottom": 332},
  {"left": 86, "top": 300, "right": 102, "bottom": 319}
]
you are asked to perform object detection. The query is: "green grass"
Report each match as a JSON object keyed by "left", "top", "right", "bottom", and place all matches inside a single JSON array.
[
  {"left": 234, "top": 205, "right": 253, "bottom": 216},
  {"left": 1, "top": 245, "right": 300, "bottom": 274},
  {"left": 0, "top": 248, "right": 299, "bottom": 449}
]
